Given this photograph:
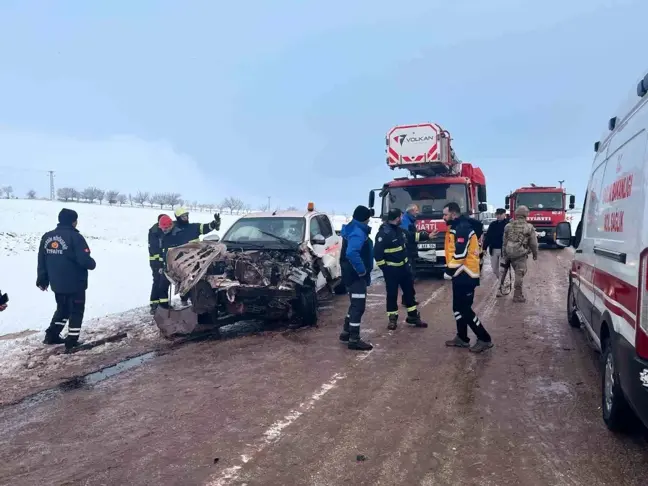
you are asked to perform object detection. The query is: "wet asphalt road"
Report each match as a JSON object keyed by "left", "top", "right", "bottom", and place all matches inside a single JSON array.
[{"left": 1, "top": 250, "right": 647, "bottom": 486}]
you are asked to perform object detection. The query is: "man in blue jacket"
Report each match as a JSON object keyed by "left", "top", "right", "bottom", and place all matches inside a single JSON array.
[
  {"left": 37, "top": 209, "right": 97, "bottom": 351},
  {"left": 338, "top": 205, "right": 374, "bottom": 351}
]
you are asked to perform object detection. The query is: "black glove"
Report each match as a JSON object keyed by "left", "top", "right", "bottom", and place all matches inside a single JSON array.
[
  {"left": 213, "top": 213, "right": 221, "bottom": 231},
  {"left": 419, "top": 231, "right": 429, "bottom": 240}
]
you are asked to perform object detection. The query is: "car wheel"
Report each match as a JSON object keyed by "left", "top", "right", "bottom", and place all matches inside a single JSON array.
[
  {"left": 601, "top": 336, "right": 632, "bottom": 432},
  {"left": 298, "top": 288, "right": 318, "bottom": 326},
  {"left": 567, "top": 283, "right": 580, "bottom": 328}
]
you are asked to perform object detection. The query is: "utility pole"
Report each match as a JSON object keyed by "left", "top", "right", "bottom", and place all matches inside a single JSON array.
[
  {"left": 48, "top": 170, "right": 55, "bottom": 200},
  {"left": 558, "top": 180, "right": 565, "bottom": 188},
  {"left": 267, "top": 195, "right": 271, "bottom": 211}
]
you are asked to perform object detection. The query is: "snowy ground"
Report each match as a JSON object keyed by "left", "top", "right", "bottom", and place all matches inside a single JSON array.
[{"left": 0, "top": 199, "right": 378, "bottom": 338}]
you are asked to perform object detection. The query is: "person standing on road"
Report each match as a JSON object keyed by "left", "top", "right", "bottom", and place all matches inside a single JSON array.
[
  {"left": 399, "top": 204, "right": 435, "bottom": 305},
  {"left": 376, "top": 208, "right": 428, "bottom": 331},
  {"left": 502, "top": 205, "right": 538, "bottom": 303},
  {"left": 442, "top": 202, "right": 493, "bottom": 353},
  {"left": 168, "top": 208, "right": 221, "bottom": 304},
  {"left": 37, "top": 209, "right": 97, "bottom": 351},
  {"left": 483, "top": 208, "right": 509, "bottom": 295},
  {"left": 156, "top": 215, "right": 176, "bottom": 309},
  {"left": 338, "top": 205, "right": 374, "bottom": 351},
  {"left": 148, "top": 214, "right": 166, "bottom": 314}
]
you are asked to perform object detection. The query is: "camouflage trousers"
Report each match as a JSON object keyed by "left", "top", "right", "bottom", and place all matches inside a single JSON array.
[{"left": 510, "top": 257, "right": 528, "bottom": 301}]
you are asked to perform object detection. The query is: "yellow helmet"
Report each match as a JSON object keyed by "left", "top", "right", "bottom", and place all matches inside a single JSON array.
[{"left": 174, "top": 207, "right": 188, "bottom": 218}]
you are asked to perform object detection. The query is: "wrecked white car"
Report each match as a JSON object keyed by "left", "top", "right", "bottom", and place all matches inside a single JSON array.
[{"left": 154, "top": 209, "right": 345, "bottom": 338}]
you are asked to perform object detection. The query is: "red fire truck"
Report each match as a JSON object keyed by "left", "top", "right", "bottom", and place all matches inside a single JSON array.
[
  {"left": 505, "top": 185, "right": 576, "bottom": 247},
  {"left": 368, "top": 123, "right": 488, "bottom": 271}
]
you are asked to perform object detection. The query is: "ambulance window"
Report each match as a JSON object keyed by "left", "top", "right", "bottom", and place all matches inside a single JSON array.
[
  {"left": 584, "top": 159, "right": 608, "bottom": 240},
  {"left": 317, "top": 216, "right": 333, "bottom": 238},
  {"left": 310, "top": 217, "right": 323, "bottom": 239}
]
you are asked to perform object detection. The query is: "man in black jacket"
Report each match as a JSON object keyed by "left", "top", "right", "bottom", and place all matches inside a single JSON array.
[
  {"left": 37, "top": 209, "right": 97, "bottom": 350},
  {"left": 148, "top": 214, "right": 166, "bottom": 314},
  {"left": 482, "top": 209, "right": 509, "bottom": 287},
  {"left": 375, "top": 208, "right": 428, "bottom": 331}
]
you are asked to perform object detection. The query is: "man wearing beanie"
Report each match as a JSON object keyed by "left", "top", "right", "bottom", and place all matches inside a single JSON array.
[
  {"left": 338, "top": 205, "right": 374, "bottom": 351},
  {"left": 37, "top": 208, "right": 97, "bottom": 351},
  {"left": 375, "top": 208, "right": 428, "bottom": 331}
]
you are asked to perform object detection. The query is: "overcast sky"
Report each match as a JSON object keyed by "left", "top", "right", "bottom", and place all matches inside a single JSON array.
[{"left": 0, "top": 0, "right": 646, "bottom": 213}]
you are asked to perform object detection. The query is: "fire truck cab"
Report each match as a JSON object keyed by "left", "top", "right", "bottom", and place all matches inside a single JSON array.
[
  {"left": 368, "top": 123, "right": 488, "bottom": 271},
  {"left": 505, "top": 185, "right": 575, "bottom": 247}
]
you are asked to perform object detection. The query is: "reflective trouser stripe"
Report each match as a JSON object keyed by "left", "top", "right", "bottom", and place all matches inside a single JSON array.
[
  {"left": 406, "top": 305, "right": 417, "bottom": 312},
  {"left": 349, "top": 322, "right": 361, "bottom": 327},
  {"left": 351, "top": 294, "right": 366, "bottom": 299},
  {"left": 67, "top": 328, "right": 81, "bottom": 336},
  {"left": 387, "top": 311, "right": 398, "bottom": 316},
  {"left": 149, "top": 255, "right": 160, "bottom": 261},
  {"left": 150, "top": 300, "right": 160, "bottom": 304},
  {"left": 454, "top": 312, "right": 462, "bottom": 321},
  {"left": 159, "top": 298, "right": 169, "bottom": 303}
]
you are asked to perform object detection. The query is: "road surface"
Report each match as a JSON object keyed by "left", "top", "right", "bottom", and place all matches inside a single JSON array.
[{"left": 1, "top": 250, "right": 647, "bottom": 486}]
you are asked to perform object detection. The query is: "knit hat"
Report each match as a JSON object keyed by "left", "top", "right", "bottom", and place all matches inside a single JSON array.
[
  {"left": 387, "top": 208, "right": 402, "bottom": 222},
  {"left": 352, "top": 205, "right": 372, "bottom": 222},
  {"left": 58, "top": 208, "right": 78, "bottom": 226},
  {"left": 159, "top": 215, "right": 174, "bottom": 231}
]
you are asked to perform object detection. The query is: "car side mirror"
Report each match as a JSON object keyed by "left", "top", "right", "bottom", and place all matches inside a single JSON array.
[
  {"left": 311, "top": 234, "right": 326, "bottom": 246},
  {"left": 368, "top": 191, "right": 375, "bottom": 208},
  {"left": 203, "top": 233, "right": 221, "bottom": 242},
  {"left": 478, "top": 203, "right": 488, "bottom": 212},
  {"left": 569, "top": 195, "right": 576, "bottom": 209},
  {"left": 555, "top": 221, "right": 572, "bottom": 248}
]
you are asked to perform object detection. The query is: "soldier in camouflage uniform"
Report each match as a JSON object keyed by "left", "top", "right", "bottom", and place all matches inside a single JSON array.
[{"left": 501, "top": 205, "right": 538, "bottom": 303}]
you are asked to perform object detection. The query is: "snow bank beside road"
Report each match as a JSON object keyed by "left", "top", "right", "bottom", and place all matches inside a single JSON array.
[{"left": 0, "top": 199, "right": 238, "bottom": 337}]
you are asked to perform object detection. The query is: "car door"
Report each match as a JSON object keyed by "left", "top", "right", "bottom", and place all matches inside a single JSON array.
[
  {"left": 307, "top": 216, "right": 328, "bottom": 290},
  {"left": 317, "top": 215, "right": 342, "bottom": 278},
  {"left": 575, "top": 157, "right": 607, "bottom": 330},
  {"left": 591, "top": 126, "right": 646, "bottom": 348}
]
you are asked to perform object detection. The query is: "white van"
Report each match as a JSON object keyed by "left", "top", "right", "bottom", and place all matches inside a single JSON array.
[{"left": 561, "top": 70, "right": 648, "bottom": 433}]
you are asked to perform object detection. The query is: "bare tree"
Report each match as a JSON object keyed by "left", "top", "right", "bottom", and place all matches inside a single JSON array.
[
  {"left": 286, "top": 206, "right": 299, "bottom": 211},
  {"left": 96, "top": 188, "right": 106, "bottom": 204},
  {"left": 57, "top": 187, "right": 77, "bottom": 202},
  {"left": 82, "top": 187, "right": 97, "bottom": 203},
  {"left": 229, "top": 197, "right": 245, "bottom": 214},
  {"left": 2, "top": 186, "right": 14, "bottom": 199},
  {"left": 128, "top": 193, "right": 134, "bottom": 206},
  {"left": 117, "top": 194, "right": 128, "bottom": 206},
  {"left": 105, "top": 190, "right": 120, "bottom": 205},
  {"left": 164, "top": 193, "right": 183, "bottom": 210},
  {"left": 151, "top": 193, "right": 165, "bottom": 209},
  {"left": 72, "top": 189, "right": 81, "bottom": 202},
  {"left": 27, "top": 189, "right": 37, "bottom": 199},
  {"left": 133, "top": 190, "right": 150, "bottom": 207}
]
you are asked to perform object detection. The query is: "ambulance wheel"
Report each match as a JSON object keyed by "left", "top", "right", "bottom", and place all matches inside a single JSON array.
[
  {"left": 567, "top": 284, "right": 580, "bottom": 328},
  {"left": 601, "top": 336, "right": 633, "bottom": 432}
]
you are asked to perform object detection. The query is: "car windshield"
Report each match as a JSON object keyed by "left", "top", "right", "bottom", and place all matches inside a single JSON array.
[
  {"left": 515, "top": 192, "right": 563, "bottom": 210},
  {"left": 383, "top": 184, "right": 468, "bottom": 218},
  {"left": 222, "top": 217, "right": 305, "bottom": 245}
]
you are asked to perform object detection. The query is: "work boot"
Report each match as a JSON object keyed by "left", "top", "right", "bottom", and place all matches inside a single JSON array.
[
  {"left": 348, "top": 337, "right": 373, "bottom": 351},
  {"left": 512, "top": 290, "right": 526, "bottom": 303},
  {"left": 470, "top": 340, "right": 494, "bottom": 353},
  {"left": 43, "top": 329, "right": 65, "bottom": 345},
  {"left": 339, "top": 316, "right": 350, "bottom": 342},
  {"left": 406, "top": 312, "right": 428, "bottom": 328},
  {"left": 149, "top": 304, "right": 158, "bottom": 315},
  {"left": 445, "top": 335, "right": 470, "bottom": 348},
  {"left": 387, "top": 315, "right": 398, "bottom": 331},
  {"left": 64, "top": 338, "right": 84, "bottom": 352},
  {"left": 496, "top": 288, "right": 503, "bottom": 298}
]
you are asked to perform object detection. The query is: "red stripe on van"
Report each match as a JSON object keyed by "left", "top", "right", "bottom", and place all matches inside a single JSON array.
[{"left": 574, "top": 261, "right": 637, "bottom": 328}]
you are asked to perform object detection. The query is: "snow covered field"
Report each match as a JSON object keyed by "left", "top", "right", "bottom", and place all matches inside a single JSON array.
[{"left": 0, "top": 199, "right": 378, "bottom": 338}]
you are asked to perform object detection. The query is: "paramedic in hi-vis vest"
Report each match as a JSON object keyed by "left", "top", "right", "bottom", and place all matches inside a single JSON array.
[{"left": 442, "top": 202, "right": 494, "bottom": 353}]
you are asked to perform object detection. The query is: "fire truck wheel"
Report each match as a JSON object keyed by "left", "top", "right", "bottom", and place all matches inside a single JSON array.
[{"left": 601, "top": 336, "right": 633, "bottom": 432}]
